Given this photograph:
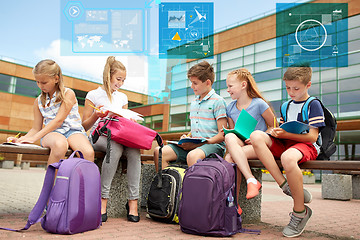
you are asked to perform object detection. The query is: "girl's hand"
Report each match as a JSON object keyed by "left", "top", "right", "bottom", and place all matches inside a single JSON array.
[
  {"left": 18, "top": 136, "right": 36, "bottom": 144},
  {"left": 6, "top": 137, "right": 19, "bottom": 143},
  {"left": 244, "top": 138, "right": 251, "bottom": 145},
  {"left": 96, "top": 109, "right": 109, "bottom": 118}
]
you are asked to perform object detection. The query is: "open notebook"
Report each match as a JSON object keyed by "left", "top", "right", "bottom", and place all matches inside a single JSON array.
[
  {"left": 280, "top": 121, "right": 312, "bottom": 134},
  {"left": 223, "top": 109, "right": 258, "bottom": 141}
]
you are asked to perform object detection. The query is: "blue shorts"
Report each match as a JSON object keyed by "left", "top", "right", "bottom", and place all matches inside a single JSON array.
[
  {"left": 41, "top": 129, "right": 86, "bottom": 146},
  {"left": 168, "top": 143, "right": 225, "bottom": 164}
]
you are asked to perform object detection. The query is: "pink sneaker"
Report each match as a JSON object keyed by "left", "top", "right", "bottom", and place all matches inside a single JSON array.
[
  {"left": 246, "top": 181, "right": 262, "bottom": 199},
  {"left": 237, "top": 204, "right": 243, "bottom": 215}
]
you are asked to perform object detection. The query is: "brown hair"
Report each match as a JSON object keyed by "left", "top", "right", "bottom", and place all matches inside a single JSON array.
[
  {"left": 187, "top": 61, "right": 215, "bottom": 84},
  {"left": 103, "top": 56, "right": 126, "bottom": 102},
  {"left": 33, "top": 59, "right": 66, "bottom": 107},
  {"left": 228, "top": 68, "right": 267, "bottom": 102},
  {"left": 283, "top": 67, "right": 312, "bottom": 85}
]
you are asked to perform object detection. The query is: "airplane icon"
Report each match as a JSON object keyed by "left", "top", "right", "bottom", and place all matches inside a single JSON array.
[{"left": 189, "top": 8, "right": 206, "bottom": 25}]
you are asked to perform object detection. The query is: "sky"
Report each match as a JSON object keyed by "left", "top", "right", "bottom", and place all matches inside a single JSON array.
[{"left": 0, "top": 0, "right": 306, "bottom": 95}]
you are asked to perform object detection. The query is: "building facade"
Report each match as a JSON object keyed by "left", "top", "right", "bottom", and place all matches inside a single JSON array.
[{"left": 166, "top": 0, "right": 360, "bottom": 160}]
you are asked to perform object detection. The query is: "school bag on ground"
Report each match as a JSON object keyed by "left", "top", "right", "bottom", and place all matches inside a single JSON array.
[
  {"left": 178, "top": 153, "right": 260, "bottom": 237},
  {"left": 0, "top": 151, "right": 101, "bottom": 234},
  {"left": 146, "top": 145, "right": 186, "bottom": 223},
  {"left": 280, "top": 96, "right": 337, "bottom": 160}
]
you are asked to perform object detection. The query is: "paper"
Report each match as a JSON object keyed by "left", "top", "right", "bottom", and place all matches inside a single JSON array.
[
  {"left": 223, "top": 109, "right": 258, "bottom": 141},
  {"left": 2, "top": 142, "right": 43, "bottom": 148},
  {"left": 279, "top": 121, "right": 311, "bottom": 134},
  {"left": 167, "top": 138, "right": 207, "bottom": 145},
  {"left": 104, "top": 107, "right": 144, "bottom": 121}
]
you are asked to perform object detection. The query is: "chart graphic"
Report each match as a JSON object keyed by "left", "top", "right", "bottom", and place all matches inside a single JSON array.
[
  {"left": 159, "top": 2, "right": 214, "bottom": 59},
  {"left": 276, "top": 3, "right": 348, "bottom": 67}
]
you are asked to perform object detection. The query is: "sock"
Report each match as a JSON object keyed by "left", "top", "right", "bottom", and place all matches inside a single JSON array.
[
  {"left": 293, "top": 208, "right": 306, "bottom": 217},
  {"left": 280, "top": 179, "right": 287, "bottom": 189},
  {"left": 246, "top": 178, "right": 257, "bottom": 184}
]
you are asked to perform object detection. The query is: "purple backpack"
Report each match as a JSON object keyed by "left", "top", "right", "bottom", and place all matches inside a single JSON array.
[
  {"left": 1, "top": 151, "right": 101, "bottom": 234},
  {"left": 178, "top": 154, "right": 258, "bottom": 237}
]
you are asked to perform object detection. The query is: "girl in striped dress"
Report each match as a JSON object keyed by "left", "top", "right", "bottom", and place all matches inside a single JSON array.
[{"left": 7, "top": 59, "right": 94, "bottom": 165}]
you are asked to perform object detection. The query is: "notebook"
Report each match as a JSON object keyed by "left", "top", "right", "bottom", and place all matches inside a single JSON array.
[
  {"left": 280, "top": 121, "right": 312, "bottom": 134},
  {"left": 223, "top": 109, "right": 258, "bottom": 141},
  {"left": 167, "top": 138, "right": 207, "bottom": 145}
]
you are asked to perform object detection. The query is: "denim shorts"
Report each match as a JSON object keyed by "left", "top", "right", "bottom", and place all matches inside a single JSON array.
[{"left": 41, "top": 129, "right": 86, "bottom": 146}]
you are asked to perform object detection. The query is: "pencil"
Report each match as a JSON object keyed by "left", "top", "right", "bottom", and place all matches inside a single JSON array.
[
  {"left": 89, "top": 104, "right": 101, "bottom": 112},
  {"left": 186, "top": 132, "right": 191, "bottom": 137},
  {"left": 9, "top": 132, "right": 20, "bottom": 143},
  {"left": 274, "top": 116, "right": 277, "bottom": 128}
]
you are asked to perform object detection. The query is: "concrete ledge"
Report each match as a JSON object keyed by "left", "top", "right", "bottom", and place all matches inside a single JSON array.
[
  {"left": 0, "top": 160, "right": 14, "bottom": 169},
  {"left": 352, "top": 175, "right": 360, "bottom": 199},
  {"left": 20, "top": 162, "right": 30, "bottom": 170},
  {"left": 322, "top": 174, "right": 352, "bottom": 200}
]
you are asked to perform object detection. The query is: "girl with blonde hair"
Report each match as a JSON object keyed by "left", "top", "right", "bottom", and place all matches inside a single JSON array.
[
  {"left": 7, "top": 59, "right": 94, "bottom": 165},
  {"left": 82, "top": 56, "right": 141, "bottom": 223}
]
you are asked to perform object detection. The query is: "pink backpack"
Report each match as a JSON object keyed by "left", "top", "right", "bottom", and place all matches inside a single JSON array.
[{"left": 92, "top": 116, "right": 162, "bottom": 162}]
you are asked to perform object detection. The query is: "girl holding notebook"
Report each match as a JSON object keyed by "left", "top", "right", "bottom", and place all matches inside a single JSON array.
[{"left": 224, "top": 68, "right": 276, "bottom": 212}]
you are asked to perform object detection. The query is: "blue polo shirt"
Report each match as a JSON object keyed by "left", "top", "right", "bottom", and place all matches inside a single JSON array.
[{"left": 190, "top": 89, "right": 227, "bottom": 147}]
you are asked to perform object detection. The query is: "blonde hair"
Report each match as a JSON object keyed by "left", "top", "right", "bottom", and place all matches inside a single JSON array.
[
  {"left": 33, "top": 59, "right": 66, "bottom": 107},
  {"left": 228, "top": 68, "right": 267, "bottom": 102},
  {"left": 283, "top": 67, "right": 312, "bottom": 85},
  {"left": 103, "top": 56, "right": 126, "bottom": 102},
  {"left": 187, "top": 61, "right": 215, "bottom": 84}
]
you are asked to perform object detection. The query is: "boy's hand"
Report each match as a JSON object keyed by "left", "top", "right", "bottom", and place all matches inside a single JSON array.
[
  {"left": 6, "top": 137, "right": 19, "bottom": 143},
  {"left": 270, "top": 127, "right": 288, "bottom": 139}
]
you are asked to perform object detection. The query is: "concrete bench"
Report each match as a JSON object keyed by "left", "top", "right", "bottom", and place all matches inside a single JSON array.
[{"left": 1, "top": 119, "right": 359, "bottom": 223}]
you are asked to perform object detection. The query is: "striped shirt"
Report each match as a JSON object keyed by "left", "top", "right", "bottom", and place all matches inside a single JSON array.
[
  {"left": 190, "top": 89, "right": 227, "bottom": 147},
  {"left": 37, "top": 88, "right": 84, "bottom": 134}
]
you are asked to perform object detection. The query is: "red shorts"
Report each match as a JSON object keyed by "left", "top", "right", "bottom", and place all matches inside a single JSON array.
[{"left": 269, "top": 137, "right": 318, "bottom": 164}]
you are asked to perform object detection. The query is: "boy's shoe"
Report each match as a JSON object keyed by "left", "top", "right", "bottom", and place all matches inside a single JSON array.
[
  {"left": 282, "top": 205, "right": 312, "bottom": 238},
  {"left": 246, "top": 181, "right": 262, "bottom": 199},
  {"left": 282, "top": 182, "right": 312, "bottom": 203}
]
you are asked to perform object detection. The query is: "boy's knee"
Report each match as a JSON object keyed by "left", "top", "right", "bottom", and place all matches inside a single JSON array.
[
  {"left": 186, "top": 150, "right": 204, "bottom": 167},
  {"left": 280, "top": 150, "right": 300, "bottom": 170}
]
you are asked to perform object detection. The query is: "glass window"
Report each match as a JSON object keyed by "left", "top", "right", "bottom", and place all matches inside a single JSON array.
[
  {"left": 339, "top": 103, "right": 360, "bottom": 117},
  {"left": 321, "top": 93, "right": 338, "bottom": 106},
  {"left": 308, "top": 83, "right": 320, "bottom": 96},
  {"left": 339, "top": 77, "right": 360, "bottom": 92},
  {"left": 169, "top": 113, "right": 188, "bottom": 131},
  {"left": 0, "top": 73, "right": 11, "bottom": 92},
  {"left": 15, "top": 78, "right": 39, "bottom": 98},
  {"left": 340, "top": 90, "right": 360, "bottom": 104},
  {"left": 321, "top": 81, "right": 337, "bottom": 94},
  {"left": 221, "top": 48, "right": 243, "bottom": 62}
]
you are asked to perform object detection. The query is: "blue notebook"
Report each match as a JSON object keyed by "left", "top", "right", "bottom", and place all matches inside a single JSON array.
[
  {"left": 167, "top": 138, "right": 207, "bottom": 145},
  {"left": 223, "top": 109, "right": 258, "bottom": 141},
  {"left": 280, "top": 121, "right": 311, "bottom": 134}
]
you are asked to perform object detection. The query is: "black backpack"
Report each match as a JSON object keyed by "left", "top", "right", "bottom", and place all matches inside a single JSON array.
[{"left": 280, "top": 96, "right": 337, "bottom": 160}]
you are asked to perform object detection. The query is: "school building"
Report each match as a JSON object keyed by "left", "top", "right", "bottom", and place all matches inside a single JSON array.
[
  {"left": 165, "top": 0, "right": 360, "bottom": 160},
  {"left": 0, "top": 0, "right": 359, "bottom": 161}
]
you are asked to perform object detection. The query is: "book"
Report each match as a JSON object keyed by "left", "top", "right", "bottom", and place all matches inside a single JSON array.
[
  {"left": 223, "top": 109, "right": 258, "bottom": 141},
  {"left": 103, "top": 107, "right": 144, "bottom": 121},
  {"left": 167, "top": 138, "right": 207, "bottom": 145},
  {"left": 279, "top": 121, "right": 312, "bottom": 134},
  {"left": 2, "top": 142, "right": 43, "bottom": 148}
]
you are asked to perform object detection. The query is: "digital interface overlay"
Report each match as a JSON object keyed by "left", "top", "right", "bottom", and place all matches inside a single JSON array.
[{"left": 276, "top": 3, "right": 348, "bottom": 67}]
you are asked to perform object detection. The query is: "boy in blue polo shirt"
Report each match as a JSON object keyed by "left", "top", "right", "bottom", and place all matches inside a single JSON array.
[
  {"left": 153, "top": 61, "right": 227, "bottom": 170},
  {"left": 250, "top": 66, "right": 325, "bottom": 238}
]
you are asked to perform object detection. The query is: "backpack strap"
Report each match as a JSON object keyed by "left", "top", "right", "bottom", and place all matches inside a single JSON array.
[
  {"left": 280, "top": 100, "right": 292, "bottom": 122},
  {"left": 301, "top": 96, "right": 317, "bottom": 123},
  {"left": 0, "top": 161, "right": 62, "bottom": 232}
]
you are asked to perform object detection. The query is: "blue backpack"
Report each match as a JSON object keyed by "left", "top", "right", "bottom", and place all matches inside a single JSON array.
[{"left": 280, "top": 96, "right": 337, "bottom": 160}]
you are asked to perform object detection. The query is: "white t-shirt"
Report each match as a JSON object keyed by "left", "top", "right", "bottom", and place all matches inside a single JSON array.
[{"left": 86, "top": 87, "right": 128, "bottom": 134}]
